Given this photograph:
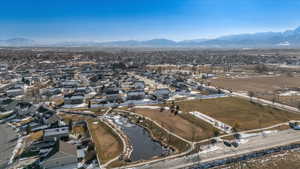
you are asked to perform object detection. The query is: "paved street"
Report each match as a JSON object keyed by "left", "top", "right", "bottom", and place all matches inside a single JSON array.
[
  {"left": 0, "top": 124, "right": 18, "bottom": 168},
  {"left": 132, "top": 129, "right": 300, "bottom": 169}
]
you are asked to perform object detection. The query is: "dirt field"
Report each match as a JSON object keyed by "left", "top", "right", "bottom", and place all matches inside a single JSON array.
[
  {"left": 215, "top": 149, "right": 300, "bottom": 169},
  {"left": 88, "top": 120, "right": 123, "bottom": 164},
  {"left": 134, "top": 108, "right": 217, "bottom": 141},
  {"left": 175, "top": 97, "right": 300, "bottom": 131},
  {"left": 211, "top": 75, "right": 300, "bottom": 107},
  {"left": 269, "top": 95, "right": 300, "bottom": 108},
  {"left": 211, "top": 75, "right": 300, "bottom": 93}
]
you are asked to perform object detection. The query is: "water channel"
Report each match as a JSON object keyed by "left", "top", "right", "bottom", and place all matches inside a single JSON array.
[{"left": 106, "top": 115, "right": 170, "bottom": 161}]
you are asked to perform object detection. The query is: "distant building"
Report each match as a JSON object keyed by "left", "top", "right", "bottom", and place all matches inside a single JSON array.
[
  {"left": 126, "top": 90, "right": 145, "bottom": 100},
  {"left": 6, "top": 87, "right": 24, "bottom": 97},
  {"left": 104, "top": 88, "right": 121, "bottom": 102},
  {"left": 134, "top": 81, "right": 145, "bottom": 89},
  {"left": 154, "top": 88, "right": 171, "bottom": 99},
  {"left": 64, "top": 93, "right": 85, "bottom": 105}
]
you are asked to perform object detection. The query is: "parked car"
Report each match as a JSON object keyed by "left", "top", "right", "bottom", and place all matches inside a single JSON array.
[{"left": 223, "top": 141, "right": 232, "bottom": 147}]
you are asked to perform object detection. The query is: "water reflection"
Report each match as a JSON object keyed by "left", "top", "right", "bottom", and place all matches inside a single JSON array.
[{"left": 107, "top": 115, "right": 170, "bottom": 161}]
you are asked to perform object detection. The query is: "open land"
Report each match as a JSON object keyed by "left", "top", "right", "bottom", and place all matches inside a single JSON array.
[
  {"left": 211, "top": 76, "right": 300, "bottom": 107},
  {"left": 87, "top": 120, "right": 123, "bottom": 164},
  {"left": 174, "top": 97, "right": 300, "bottom": 131},
  {"left": 134, "top": 108, "right": 217, "bottom": 141}
]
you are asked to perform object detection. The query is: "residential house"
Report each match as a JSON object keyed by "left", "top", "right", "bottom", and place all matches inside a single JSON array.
[
  {"left": 126, "top": 90, "right": 145, "bottom": 100},
  {"left": 41, "top": 141, "right": 78, "bottom": 169},
  {"left": 154, "top": 88, "right": 171, "bottom": 99},
  {"left": 64, "top": 93, "right": 85, "bottom": 105},
  {"left": 43, "top": 126, "right": 69, "bottom": 141}
]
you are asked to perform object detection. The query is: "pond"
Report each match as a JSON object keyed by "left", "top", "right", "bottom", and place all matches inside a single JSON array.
[{"left": 106, "top": 115, "right": 170, "bottom": 161}]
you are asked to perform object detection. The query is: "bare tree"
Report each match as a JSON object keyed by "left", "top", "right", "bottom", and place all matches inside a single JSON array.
[{"left": 248, "top": 91, "right": 255, "bottom": 102}]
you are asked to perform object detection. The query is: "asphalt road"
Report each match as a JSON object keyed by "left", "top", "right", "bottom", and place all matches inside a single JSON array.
[
  {"left": 0, "top": 124, "right": 18, "bottom": 168},
  {"left": 133, "top": 129, "right": 300, "bottom": 169}
]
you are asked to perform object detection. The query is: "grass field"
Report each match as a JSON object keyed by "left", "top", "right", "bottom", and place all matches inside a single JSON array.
[
  {"left": 134, "top": 108, "right": 217, "bottom": 141},
  {"left": 174, "top": 97, "right": 300, "bottom": 131},
  {"left": 88, "top": 120, "right": 123, "bottom": 164}
]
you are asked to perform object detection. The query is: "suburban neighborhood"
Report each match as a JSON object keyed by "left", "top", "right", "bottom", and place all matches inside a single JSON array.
[{"left": 0, "top": 48, "right": 300, "bottom": 169}]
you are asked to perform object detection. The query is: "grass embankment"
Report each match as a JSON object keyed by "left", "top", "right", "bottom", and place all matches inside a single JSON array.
[
  {"left": 176, "top": 97, "right": 300, "bottom": 131},
  {"left": 27, "top": 131, "right": 44, "bottom": 142},
  {"left": 88, "top": 120, "right": 123, "bottom": 164},
  {"left": 117, "top": 111, "right": 191, "bottom": 153},
  {"left": 134, "top": 108, "right": 217, "bottom": 142}
]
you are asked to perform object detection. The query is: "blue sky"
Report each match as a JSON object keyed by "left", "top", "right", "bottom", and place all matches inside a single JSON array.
[{"left": 1, "top": 0, "right": 300, "bottom": 42}]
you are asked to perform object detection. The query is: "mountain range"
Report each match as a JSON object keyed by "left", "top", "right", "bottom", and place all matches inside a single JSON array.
[{"left": 2, "top": 27, "right": 300, "bottom": 48}]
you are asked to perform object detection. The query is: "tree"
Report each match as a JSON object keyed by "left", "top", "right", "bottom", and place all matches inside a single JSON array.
[
  {"left": 217, "top": 88, "right": 222, "bottom": 94},
  {"left": 213, "top": 129, "right": 220, "bottom": 137},
  {"left": 248, "top": 91, "right": 255, "bottom": 102},
  {"left": 191, "top": 125, "right": 197, "bottom": 141},
  {"left": 175, "top": 105, "right": 180, "bottom": 111},
  {"left": 272, "top": 96, "right": 276, "bottom": 104},
  {"left": 88, "top": 100, "right": 91, "bottom": 109},
  {"left": 286, "top": 72, "right": 294, "bottom": 77},
  {"left": 68, "top": 119, "right": 73, "bottom": 131},
  {"left": 232, "top": 122, "right": 240, "bottom": 133},
  {"left": 174, "top": 110, "right": 178, "bottom": 116},
  {"left": 26, "top": 125, "right": 32, "bottom": 134},
  {"left": 254, "top": 64, "right": 268, "bottom": 73}
]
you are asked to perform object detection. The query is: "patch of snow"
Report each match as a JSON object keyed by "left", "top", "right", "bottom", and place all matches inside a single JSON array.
[
  {"left": 279, "top": 91, "right": 300, "bottom": 96},
  {"left": 135, "top": 105, "right": 161, "bottom": 109},
  {"left": 189, "top": 111, "right": 232, "bottom": 133},
  {"left": 199, "top": 145, "right": 220, "bottom": 154},
  {"left": 277, "top": 41, "right": 290, "bottom": 46},
  {"left": 63, "top": 103, "right": 87, "bottom": 108}
]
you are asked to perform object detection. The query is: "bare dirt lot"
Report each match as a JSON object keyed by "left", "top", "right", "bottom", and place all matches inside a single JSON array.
[
  {"left": 211, "top": 75, "right": 300, "bottom": 107},
  {"left": 212, "top": 75, "right": 300, "bottom": 93},
  {"left": 88, "top": 120, "right": 123, "bottom": 164},
  {"left": 175, "top": 97, "right": 300, "bottom": 131}
]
